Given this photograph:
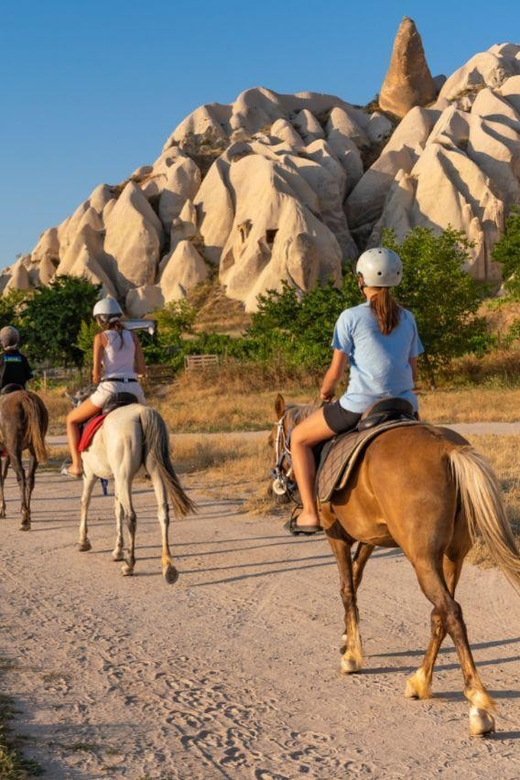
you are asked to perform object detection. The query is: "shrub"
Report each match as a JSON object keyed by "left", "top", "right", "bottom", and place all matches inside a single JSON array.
[
  {"left": 383, "top": 227, "right": 487, "bottom": 387},
  {"left": 21, "top": 275, "right": 101, "bottom": 366},
  {"left": 492, "top": 206, "right": 520, "bottom": 297}
]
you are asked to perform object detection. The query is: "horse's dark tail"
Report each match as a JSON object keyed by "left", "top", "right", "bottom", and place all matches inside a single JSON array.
[
  {"left": 139, "top": 407, "right": 196, "bottom": 517},
  {"left": 20, "top": 391, "right": 48, "bottom": 463},
  {"left": 450, "top": 446, "right": 520, "bottom": 594}
]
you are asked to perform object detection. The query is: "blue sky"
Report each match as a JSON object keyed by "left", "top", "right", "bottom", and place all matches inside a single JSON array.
[{"left": 0, "top": 0, "right": 517, "bottom": 268}]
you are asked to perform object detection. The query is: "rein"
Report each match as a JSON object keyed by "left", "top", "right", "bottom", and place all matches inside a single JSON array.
[{"left": 271, "top": 410, "right": 298, "bottom": 501}]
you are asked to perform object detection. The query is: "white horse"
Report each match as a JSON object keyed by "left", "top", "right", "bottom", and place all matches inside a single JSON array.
[{"left": 78, "top": 403, "right": 195, "bottom": 583}]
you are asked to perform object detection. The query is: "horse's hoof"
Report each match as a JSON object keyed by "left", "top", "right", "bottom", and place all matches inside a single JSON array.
[
  {"left": 121, "top": 564, "right": 134, "bottom": 576},
  {"left": 469, "top": 706, "right": 495, "bottom": 737},
  {"left": 112, "top": 550, "right": 124, "bottom": 561},
  {"left": 19, "top": 523, "right": 30, "bottom": 532},
  {"left": 163, "top": 565, "right": 179, "bottom": 584},
  {"left": 405, "top": 671, "right": 431, "bottom": 700},
  {"left": 78, "top": 540, "right": 92, "bottom": 552},
  {"left": 340, "top": 656, "right": 361, "bottom": 675}
]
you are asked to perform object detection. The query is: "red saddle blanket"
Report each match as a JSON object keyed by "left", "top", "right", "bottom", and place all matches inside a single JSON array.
[{"left": 78, "top": 414, "right": 106, "bottom": 452}]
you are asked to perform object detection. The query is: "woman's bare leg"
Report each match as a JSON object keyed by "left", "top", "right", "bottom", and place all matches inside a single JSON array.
[
  {"left": 290, "top": 408, "right": 335, "bottom": 528},
  {"left": 66, "top": 398, "right": 102, "bottom": 475}
]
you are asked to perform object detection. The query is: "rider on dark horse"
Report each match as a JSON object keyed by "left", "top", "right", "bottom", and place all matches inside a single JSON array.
[
  {"left": 0, "top": 326, "right": 33, "bottom": 393},
  {"left": 286, "top": 248, "right": 424, "bottom": 536}
]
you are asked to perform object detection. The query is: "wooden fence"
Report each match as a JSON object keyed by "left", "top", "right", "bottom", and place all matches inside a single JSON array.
[{"left": 184, "top": 354, "right": 219, "bottom": 371}]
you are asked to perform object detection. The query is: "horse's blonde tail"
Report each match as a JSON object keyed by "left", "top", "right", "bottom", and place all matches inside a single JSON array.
[
  {"left": 449, "top": 446, "right": 520, "bottom": 594},
  {"left": 21, "top": 392, "right": 48, "bottom": 463},
  {"left": 139, "top": 407, "right": 196, "bottom": 517}
]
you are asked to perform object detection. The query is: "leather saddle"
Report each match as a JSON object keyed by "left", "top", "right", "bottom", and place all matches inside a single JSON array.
[
  {"left": 316, "top": 397, "right": 419, "bottom": 503},
  {"left": 78, "top": 392, "right": 140, "bottom": 452},
  {"left": 0, "top": 383, "right": 24, "bottom": 395},
  {"left": 102, "top": 391, "right": 139, "bottom": 415}
]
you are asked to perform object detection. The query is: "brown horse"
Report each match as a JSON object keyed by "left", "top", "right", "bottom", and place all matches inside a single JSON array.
[
  {"left": 0, "top": 390, "right": 48, "bottom": 530},
  {"left": 273, "top": 395, "right": 520, "bottom": 737}
]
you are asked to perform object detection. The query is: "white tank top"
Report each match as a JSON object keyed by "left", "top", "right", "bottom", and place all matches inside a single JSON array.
[{"left": 101, "top": 329, "right": 137, "bottom": 380}]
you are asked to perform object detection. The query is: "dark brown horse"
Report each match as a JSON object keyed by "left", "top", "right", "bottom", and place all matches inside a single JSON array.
[
  {"left": 0, "top": 390, "right": 48, "bottom": 530},
  {"left": 273, "top": 395, "right": 520, "bottom": 736}
]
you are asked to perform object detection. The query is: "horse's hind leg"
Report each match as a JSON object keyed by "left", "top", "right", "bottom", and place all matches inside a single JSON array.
[
  {"left": 326, "top": 522, "right": 362, "bottom": 673},
  {"left": 405, "top": 554, "right": 463, "bottom": 700},
  {"left": 23, "top": 449, "right": 38, "bottom": 527},
  {"left": 413, "top": 562, "right": 495, "bottom": 736},
  {"left": 78, "top": 472, "right": 96, "bottom": 551},
  {"left": 0, "top": 456, "right": 6, "bottom": 518},
  {"left": 10, "top": 449, "right": 28, "bottom": 531},
  {"left": 147, "top": 461, "right": 178, "bottom": 584}
]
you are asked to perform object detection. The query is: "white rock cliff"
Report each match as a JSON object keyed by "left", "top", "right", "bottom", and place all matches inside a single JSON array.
[{"left": 3, "top": 23, "right": 520, "bottom": 313}]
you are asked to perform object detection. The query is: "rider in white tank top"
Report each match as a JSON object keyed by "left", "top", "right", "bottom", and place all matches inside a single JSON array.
[
  {"left": 66, "top": 297, "right": 147, "bottom": 478},
  {"left": 101, "top": 330, "right": 137, "bottom": 380}
]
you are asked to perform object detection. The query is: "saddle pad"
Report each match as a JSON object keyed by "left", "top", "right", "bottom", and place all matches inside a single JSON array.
[
  {"left": 317, "top": 419, "right": 421, "bottom": 503},
  {"left": 78, "top": 414, "right": 106, "bottom": 452}
]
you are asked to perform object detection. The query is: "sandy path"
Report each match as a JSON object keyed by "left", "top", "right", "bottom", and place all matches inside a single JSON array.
[{"left": 1, "top": 469, "right": 520, "bottom": 779}]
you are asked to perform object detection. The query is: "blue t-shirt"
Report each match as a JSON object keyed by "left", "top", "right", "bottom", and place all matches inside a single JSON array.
[{"left": 331, "top": 302, "right": 423, "bottom": 413}]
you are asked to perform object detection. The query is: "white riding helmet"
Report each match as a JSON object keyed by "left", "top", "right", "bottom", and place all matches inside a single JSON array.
[
  {"left": 0, "top": 325, "right": 20, "bottom": 350},
  {"left": 356, "top": 247, "right": 403, "bottom": 287},
  {"left": 93, "top": 297, "right": 123, "bottom": 321}
]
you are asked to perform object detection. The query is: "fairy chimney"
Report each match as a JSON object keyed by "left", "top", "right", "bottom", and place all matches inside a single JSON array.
[{"left": 379, "top": 17, "right": 438, "bottom": 118}]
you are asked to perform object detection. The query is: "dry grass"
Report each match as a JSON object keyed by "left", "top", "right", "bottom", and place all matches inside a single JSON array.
[
  {"left": 38, "top": 387, "right": 72, "bottom": 434},
  {"left": 420, "top": 388, "right": 520, "bottom": 423},
  {"left": 150, "top": 364, "right": 319, "bottom": 432},
  {"left": 34, "top": 356, "right": 520, "bottom": 439},
  {"left": 465, "top": 434, "right": 520, "bottom": 566},
  {"left": 187, "top": 279, "right": 251, "bottom": 335}
]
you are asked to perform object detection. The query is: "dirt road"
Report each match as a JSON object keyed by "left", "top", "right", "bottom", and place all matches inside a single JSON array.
[{"left": 2, "top": 468, "right": 520, "bottom": 779}]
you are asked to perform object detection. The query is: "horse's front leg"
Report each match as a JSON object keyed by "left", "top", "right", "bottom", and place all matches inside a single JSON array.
[
  {"left": 112, "top": 490, "right": 125, "bottom": 561},
  {"left": 326, "top": 521, "right": 363, "bottom": 673},
  {"left": 78, "top": 471, "right": 96, "bottom": 551},
  {"left": 352, "top": 542, "right": 374, "bottom": 592},
  {"left": 115, "top": 479, "right": 136, "bottom": 577}
]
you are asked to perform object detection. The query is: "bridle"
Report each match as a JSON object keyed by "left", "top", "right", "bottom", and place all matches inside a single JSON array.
[{"left": 270, "top": 409, "right": 298, "bottom": 502}]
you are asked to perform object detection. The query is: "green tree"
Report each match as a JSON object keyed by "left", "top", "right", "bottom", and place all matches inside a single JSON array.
[
  {"left": 383, "top": 227, "right": 486, "bottom": 386},
  {"left": 0, "top": 288, "right": 32, "bottom": 327},
  {"left": 76, "top": 320, "right": 100, "bottom": 365},
  {"left": 142, "top": 300, "right": 197, "bottom": 364},
  {"left": 492, "top": 206, "right": 520, "bottom": 298},
  {"left": 21, "top": 275, "right": 101, "bottom": 366},
  {"left": 246, "top": 276, "right": 362, "bottom": 369}
]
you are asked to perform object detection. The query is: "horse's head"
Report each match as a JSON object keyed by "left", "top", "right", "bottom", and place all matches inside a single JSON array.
[
  {"left": 65, "top": 386, "right": 96, "bottom": 407},
  {"left": 268, "top": 393, "right": 316, "bottom": 504}
]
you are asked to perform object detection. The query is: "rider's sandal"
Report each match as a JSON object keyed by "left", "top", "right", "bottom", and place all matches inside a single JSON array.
[
  {"left": 284, "top": 509, "right": 324, "bottom": 536},
  {"left": 61, "top": 463, "right": 83, "bottom": 479}
]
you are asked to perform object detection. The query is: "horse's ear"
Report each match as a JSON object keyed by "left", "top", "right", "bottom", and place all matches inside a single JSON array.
[{"left": 275, "top": 393, "right": 285, "bottom": 419}]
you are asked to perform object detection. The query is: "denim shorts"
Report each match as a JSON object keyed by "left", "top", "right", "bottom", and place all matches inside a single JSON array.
[{"left": 322, "top": 401, "right": 361, "bottom": 434}]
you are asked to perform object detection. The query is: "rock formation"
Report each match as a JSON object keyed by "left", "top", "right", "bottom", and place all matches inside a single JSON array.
[
  {"left": 379, "top": 17, "right": 438, "bottom": 118},
  {"left": 2, "top": 23, "right": 520, "bottom": 314}
]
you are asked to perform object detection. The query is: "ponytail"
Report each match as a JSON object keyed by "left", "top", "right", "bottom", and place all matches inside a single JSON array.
[{"left": 369, "top": 288, "right": 401, "bottom": 335}]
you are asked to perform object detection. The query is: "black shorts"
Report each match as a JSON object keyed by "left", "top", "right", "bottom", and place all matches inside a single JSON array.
[{"left": 323, "top": 401, "right": 361, "bottom": 435}]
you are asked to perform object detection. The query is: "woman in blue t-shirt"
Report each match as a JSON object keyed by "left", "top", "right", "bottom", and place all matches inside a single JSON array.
[{"left": 286, "top": 247, "right": 423, "bottom": 536}]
